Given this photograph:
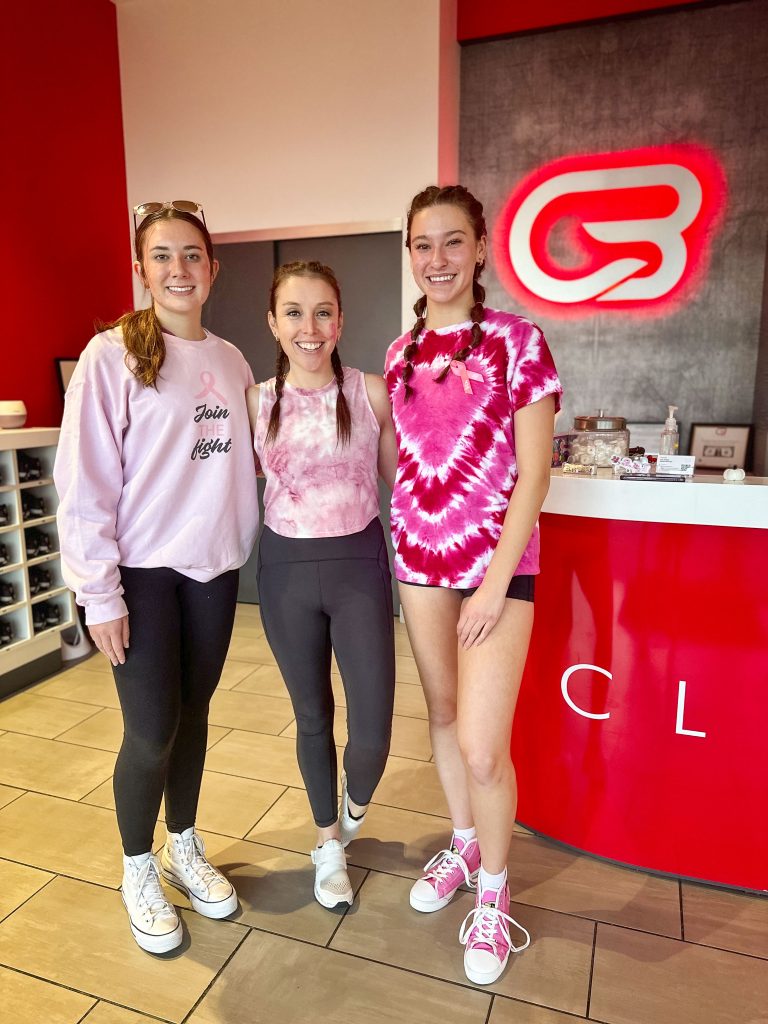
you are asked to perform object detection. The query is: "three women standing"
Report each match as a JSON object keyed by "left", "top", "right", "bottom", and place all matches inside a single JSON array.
[{"left": 385, "top": 185, "right": 562, "bottom": 984}]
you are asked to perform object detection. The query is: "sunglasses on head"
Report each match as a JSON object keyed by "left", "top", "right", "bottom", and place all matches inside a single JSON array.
[{"left": 132, "top": 200, "right": 206, "bottom": 232}]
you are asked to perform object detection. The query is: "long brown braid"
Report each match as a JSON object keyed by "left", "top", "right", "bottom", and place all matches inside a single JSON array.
[
  {"left": 265, "top": 260, "right": 351, "bottom": 446},
  {"left": 402, "top": 185, "right": 487, "bottom": 400}
]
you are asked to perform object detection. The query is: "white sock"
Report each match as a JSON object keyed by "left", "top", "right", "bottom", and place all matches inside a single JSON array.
[
  {"left": 478, "top": 866, "right": 507, "bottom": 893},
  {"left": 452, "top": 826, "right": 477, "bottom": 843}
]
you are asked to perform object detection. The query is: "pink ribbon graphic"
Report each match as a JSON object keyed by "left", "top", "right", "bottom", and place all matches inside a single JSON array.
[
  {"left": 450, "top": 360, "right": 484, "bottom": 396},
  {"left": 194, "top": 370, "right": 227, "bottom": 405}
]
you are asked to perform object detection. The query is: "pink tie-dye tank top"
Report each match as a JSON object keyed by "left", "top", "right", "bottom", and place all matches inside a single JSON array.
[
  {"left": 384, "top": 308, "right": 562, "bottom": 587},
  {"left": 254, "top": 367, "right": 380, "bottom": 539}
]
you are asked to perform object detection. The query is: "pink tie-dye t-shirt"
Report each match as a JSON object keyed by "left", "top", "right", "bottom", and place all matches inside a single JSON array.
[{"left": 384, "top": 308, "right": 562, "bottom": 587}]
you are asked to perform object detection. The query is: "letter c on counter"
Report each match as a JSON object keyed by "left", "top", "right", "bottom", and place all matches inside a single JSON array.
[{"left": 561, "top": 663, "right": 612, "bottom": 720}]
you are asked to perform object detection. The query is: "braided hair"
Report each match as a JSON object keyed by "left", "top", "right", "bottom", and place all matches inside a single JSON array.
[
  {"left": 265, "top": 260, "right": 351, "bottom": 446},
  {"left": 402, "top": 185, "right": 487, "bottom": 401}
]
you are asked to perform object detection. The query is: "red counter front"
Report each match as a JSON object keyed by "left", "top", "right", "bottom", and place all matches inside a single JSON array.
[{"left": 512, "top": 487, "right": 768, "bottom": 893}]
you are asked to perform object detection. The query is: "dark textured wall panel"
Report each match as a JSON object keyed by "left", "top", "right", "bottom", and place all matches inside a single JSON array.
[{"left": 460, "top": 0, "right": 767, "bottom": 448}]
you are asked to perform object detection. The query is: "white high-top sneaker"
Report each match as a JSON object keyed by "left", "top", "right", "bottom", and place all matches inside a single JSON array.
[
  {"left": 310, "top": 838, "right": 354, "bottom": 909},
  {"left": 121, "top": 853, "right": 183, "bottom": 954},
  {"left": 161, "top": 827, "right": 238, "bottom": 918}
]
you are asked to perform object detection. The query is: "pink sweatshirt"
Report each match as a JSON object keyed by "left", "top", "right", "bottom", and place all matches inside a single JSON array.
[{"left": 54, "top": 327, "right": 259, "bottom": 624}]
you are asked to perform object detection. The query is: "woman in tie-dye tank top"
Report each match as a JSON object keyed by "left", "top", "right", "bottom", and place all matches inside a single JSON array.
[
  {"left": 384, "top": 185, "right": 563, "bottom": 985},
  {"left": 248, "top": 261, "right": 399, "bottom": 913}
]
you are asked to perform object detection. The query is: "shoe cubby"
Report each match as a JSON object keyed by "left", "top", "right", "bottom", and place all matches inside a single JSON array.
[
  {"left": 0, "top": 607, "right": 30, "bottom": 650},
  {"left": 17, "top": 446, "right": 55, "bottom": 483},
  {"left": 0, "top": 567, "right": 26, "bottom": 614},
  {"left": 0, "top": 490, "right": 20, "bottom": 530},
  {"left": 19, "top": 482, "right": 57, "bottom": 526},
  {"left": 0, "top": 428, "right": 77, "bottom": 689},
  {"left": 0, "top": 449, "right": 15, "bottom": 489},
  {"left": 0, "top": 529, "right": 23, "bottom": 574}
]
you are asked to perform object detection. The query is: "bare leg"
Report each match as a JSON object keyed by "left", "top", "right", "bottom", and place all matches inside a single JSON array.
[
  {"left": 456, "top": 598, "right": 533, "bottom": 873},
  {"left": 398, "top": 584, "right": 472, "bottom": 828}
]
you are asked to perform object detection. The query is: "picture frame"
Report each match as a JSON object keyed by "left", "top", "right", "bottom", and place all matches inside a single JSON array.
[
  {"left": 688, "top": 423, "right": 753, "bottom": 471},
  {"left": 626, "top": 422, "right": 667, "bottom": 454},
  {"left": 55, "top": 358, "right": 79, "bottom": 397}
]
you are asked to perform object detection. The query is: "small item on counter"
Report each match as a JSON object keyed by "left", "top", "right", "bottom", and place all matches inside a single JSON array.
[
  {"left": 562, "top": 462, "right": 597, "bottom": 476},
  {"left": 659, "top": 405, "right": 680, "bottom": 455},
  {"left": 570, "top": 412, "right": 629, "bottom": 467},
  {"left": 619, "top": 473, "right": 687, "bottom": 482},
  {"left": 0, "top": 620, "right": 13, "bottom": 646},
  {"left": 657, "top": 454, "right": 695, "bottom": 477},
  {"left": 551, "top": 433, "right": 572, "bottom": 468},
  {"left": 611, "top": 454, "right": 651, "bottom": 476},
  {"left": 723, "top": 467, "right": 746, "bottom": 482}
]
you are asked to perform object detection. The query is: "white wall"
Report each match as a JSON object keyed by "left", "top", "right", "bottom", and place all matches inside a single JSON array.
[{"left": 116, "top": 0, "right": 459, "bottom": 328}]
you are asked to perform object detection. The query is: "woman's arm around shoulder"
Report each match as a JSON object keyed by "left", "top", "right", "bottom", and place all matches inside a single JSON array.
[
  {"left": 246, "top": 384, "right": 260, "bottom": 433},
  {"left": 364, "top": 373, "right": 398, "bottom": 491},
  {"left": 245, "top": 384, "right": 264, "bottom": 477}
]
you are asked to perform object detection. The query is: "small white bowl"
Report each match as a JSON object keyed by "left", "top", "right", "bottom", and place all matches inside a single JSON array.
[{"left": 0, "top": 400, "right": 27, "bottom": 429}]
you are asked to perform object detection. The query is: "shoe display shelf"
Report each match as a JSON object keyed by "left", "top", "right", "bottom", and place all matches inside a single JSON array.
[{"left": 0, "top": 428, "right": 76, "bottom": 697}]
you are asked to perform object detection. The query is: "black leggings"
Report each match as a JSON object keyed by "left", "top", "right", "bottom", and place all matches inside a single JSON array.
[
  {"left": 111, "top": 565, "right": 238, "bottom": 855},
  {"left": 257, "top": 519, "right": 395, "bottom": 827}
]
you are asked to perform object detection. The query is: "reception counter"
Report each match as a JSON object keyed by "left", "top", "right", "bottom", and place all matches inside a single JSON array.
[{"left": 512, "top": 470, "right": 768, "bottom": 893}]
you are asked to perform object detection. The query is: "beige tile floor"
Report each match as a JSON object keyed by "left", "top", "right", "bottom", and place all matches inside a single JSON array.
[{"left": 0, "top": 605, "right": 766, "bottom": 1023}]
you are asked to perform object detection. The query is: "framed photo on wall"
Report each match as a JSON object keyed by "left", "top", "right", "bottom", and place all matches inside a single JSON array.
[
  {"left": 55, "top": 358, "right": 79, "bottom": 397},
  {"left": 688, "top": 423, "right": 753, "bottom": 470}
]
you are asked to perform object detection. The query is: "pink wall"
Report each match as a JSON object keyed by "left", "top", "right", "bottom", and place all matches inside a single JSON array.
[
  {"left": 457, "top": 0, "right": 705, "bottom": 41},
  {"left": 3, "top": 1, "right": 133, "bottom": 427}
]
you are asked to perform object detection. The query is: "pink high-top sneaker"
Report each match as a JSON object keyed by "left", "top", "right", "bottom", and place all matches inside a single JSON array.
[
  {"left": 409, "top": 835, "right": 481, "bottom": 913},
  {"left": 459, "top": 881, "right": 531, "bottom": 984}
]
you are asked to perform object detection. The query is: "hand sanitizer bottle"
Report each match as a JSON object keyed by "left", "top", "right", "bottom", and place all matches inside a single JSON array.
[{"left": 660, "top": 405, "right": 679, "bottom": 455}]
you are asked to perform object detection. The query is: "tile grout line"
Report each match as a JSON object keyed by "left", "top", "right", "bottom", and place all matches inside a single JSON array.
[
  {"left": 585, "top": 920, "right": 598, "bottom": 1018},
  {"left": 0, "top": 871, "right": 58, "bottom": 925},
  {"left": 179, "top": 925, "right": 252, "bottom": 1024},
  {"left": 325, "top": 868, "right": 372, "bottom": 949},
  {"left": 77, "top": 996, "right": 173, "bottom": 1024},
  {"left": 201, "top": 726, "right": 232, "bottom": 752},
  {"left": 241, "top": 784, "right": 290, "bottom": 837},
  {"left": 0, "top": 959, "right": 180, "bottom": 1022},
  {"left": 484, "top": 993, "right": 495, "bottom": 1024}
]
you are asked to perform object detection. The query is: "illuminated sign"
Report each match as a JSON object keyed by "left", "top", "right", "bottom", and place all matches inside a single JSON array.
[{"left": 494, "top": 145, "right": 726, "bottom": 316}]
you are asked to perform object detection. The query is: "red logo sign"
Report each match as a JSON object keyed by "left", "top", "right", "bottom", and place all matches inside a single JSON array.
[{"left": 494, "top": 145, "right": 726, "bottom": 316}]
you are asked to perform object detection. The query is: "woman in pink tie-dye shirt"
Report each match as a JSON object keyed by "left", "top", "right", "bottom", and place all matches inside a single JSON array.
[{"left": 384, "top": 185, "right": 562, "bottom": 986}]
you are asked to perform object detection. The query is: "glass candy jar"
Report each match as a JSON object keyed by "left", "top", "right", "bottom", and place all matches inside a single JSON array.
[{"left": 569, "top": 413, "right": 629, "bottom": 468}]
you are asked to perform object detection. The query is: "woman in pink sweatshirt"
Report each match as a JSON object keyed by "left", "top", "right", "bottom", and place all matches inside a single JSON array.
[{"left": 54, "top": 202, "right": 259, "bottom": 954}]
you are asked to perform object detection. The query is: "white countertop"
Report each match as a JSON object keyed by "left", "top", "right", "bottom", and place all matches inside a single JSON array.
[{"left": 543, "top": 469, "right": 768, "bottom": 529}]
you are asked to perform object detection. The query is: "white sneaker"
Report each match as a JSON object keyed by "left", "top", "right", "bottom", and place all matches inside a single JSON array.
[
  {"left": 310, "top": 839, "right": 354, "bottom": 909},
  {"left": 121, "top": 853, "right": 183, "bottom": 954},
  {"left": 161, "top": 828, "right": 238, "bottom": 919},
  {"left": 339, "top": 772, "right": 366, "bottom": 848}
]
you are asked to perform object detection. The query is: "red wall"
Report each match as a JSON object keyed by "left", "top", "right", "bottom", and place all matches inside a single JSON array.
[
  {"left": 458, "top": 0, "right": 705, "bottom": 41},
  {"left": 2, "top": 1, "right": 133, "bottom": 428}
]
